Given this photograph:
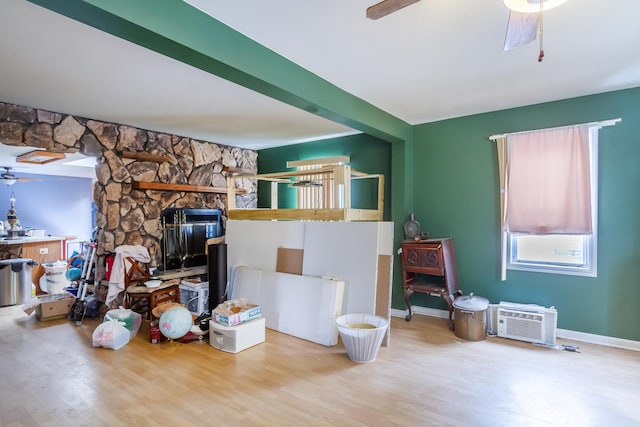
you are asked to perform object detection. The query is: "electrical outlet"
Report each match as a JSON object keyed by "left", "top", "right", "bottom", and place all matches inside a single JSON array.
[{"left": 39, "top": 248, "right": 48, "bottom": 255}]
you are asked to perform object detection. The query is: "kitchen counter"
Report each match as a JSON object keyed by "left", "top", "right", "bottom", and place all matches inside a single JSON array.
[
  {"left": 0, "top": 236, "right": 71, "bottom": 245},
  {"left": 0, "top": 236, "right": 75, "bottom": 295}
]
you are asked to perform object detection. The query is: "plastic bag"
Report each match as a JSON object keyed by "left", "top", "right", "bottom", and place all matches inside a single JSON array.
[
  {"left": 92, "top": 318, "right": 130, "bottom": 350},
  {"left": 104, "top": 308, "right": 142, "bottom": 338}
]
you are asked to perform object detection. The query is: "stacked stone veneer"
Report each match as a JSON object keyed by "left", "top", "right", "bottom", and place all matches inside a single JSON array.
[{"left": 0, "top": 101, "right": 257, "bottom": 267}]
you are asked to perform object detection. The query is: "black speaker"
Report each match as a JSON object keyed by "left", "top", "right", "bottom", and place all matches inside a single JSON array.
[{"left": 207, "top": 243, "right": 227, "bottom": 311}]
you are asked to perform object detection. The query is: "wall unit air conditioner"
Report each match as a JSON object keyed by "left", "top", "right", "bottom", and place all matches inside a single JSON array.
[{"left": 486, "top": 302, "right": 557, "bottom": 347}]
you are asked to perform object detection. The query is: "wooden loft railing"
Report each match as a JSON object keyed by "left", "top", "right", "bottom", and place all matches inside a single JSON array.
[{"left": 226, "top": 163, "right": 384, "bottom": 221}]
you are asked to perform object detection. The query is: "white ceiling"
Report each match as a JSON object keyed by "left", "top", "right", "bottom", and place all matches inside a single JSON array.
[{"left": 1, "top": 0, "right": 639, "bottom": 178}]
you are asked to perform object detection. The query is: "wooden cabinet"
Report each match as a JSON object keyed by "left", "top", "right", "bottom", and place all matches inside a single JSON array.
[
  {"left": 401, "top": 238, "right": 461, "bottom": 329},
  {"left": 21, "top": 240, "right": 63, "bottom": 263}
]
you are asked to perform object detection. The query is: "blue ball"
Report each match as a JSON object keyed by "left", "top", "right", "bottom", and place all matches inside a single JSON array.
[{"left": 66, "top": 268, "right": 82, "bottom": 281}]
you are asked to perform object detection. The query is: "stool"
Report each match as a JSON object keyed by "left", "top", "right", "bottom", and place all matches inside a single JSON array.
[{"left": 124, "top": 279, "right": 180, "bottom": 320}]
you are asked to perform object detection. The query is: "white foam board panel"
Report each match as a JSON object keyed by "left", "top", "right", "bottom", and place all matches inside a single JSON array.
[
  {"left": 226, "top": 220, "right": 305, "bottom": 273},
  {"left": 230, "top": 266, "right": 344, "bottom": 346},
  {"left": 302, "top": 222, "right": 382, "bottom": 314}
]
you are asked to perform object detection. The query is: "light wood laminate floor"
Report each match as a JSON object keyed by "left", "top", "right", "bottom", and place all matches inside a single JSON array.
[{"left": 1, "top": 304, "right": 638, "bottom": 427}]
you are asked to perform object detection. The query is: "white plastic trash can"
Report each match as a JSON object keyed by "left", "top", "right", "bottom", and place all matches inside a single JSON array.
[
  {"left": 43, "top": 261, "right": 69, "bottom": 294},
  {"left": 336, "top": 313, "right": 388, "bottom": 363}
]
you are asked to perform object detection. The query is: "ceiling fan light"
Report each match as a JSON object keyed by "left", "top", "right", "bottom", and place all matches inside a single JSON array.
[
  {"left": 16, "top": 150, "right": 66, "bottom": 165},
  {"left": 503, "top": 0, "right": 570, "bottom": 14},
  {"left": 2, "top": 179, "right": 16, "bottom": 186}
]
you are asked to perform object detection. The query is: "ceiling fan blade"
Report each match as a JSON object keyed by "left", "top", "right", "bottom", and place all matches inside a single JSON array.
[
  {"left": 366, "top": 0, "right": 421, "bottom": 20},
  {"left": 504, "top": 11, "right": 539, "bottom": 51},
  {"left": 16, "top": 177, "right": 42, "bottom": 182}
]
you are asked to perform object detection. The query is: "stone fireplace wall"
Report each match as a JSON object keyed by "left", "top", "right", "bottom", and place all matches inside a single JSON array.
[{"left": 0, "top": 101, "right": 258, "bottom": 268}]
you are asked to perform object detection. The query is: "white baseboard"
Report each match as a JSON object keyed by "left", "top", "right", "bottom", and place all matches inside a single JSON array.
[
  {"left": 555, "top": 328, "right": 640, "bottom": 352},
  {"left": 391, "top": 307, "right": 640, "bottom": 352},
  {"left": 391, "top": 306, "right": 450, "bottom": 320}
]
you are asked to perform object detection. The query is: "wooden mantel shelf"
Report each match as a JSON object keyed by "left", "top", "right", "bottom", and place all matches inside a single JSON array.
[
  {"left": 120, "top": 150, "right": 172, "bottom": 163},
  {"left": 222, "top": 165, "right": 255, "bottom": 175},
  {"left": 132, "top": 181, "right": 247, "bottom": 194}
]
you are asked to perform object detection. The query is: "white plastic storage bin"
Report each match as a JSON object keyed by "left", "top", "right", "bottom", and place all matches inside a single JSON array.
[
  {"left": 43, "top": 261, "right": 69, "bottom": 294},
  {"left": 209, "top": 316, "right": 265, "bottom": 353},
  {"left": 180, "top": 281, "right": 209, "bottom": 315}
]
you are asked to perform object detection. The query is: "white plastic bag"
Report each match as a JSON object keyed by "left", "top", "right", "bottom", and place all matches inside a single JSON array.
[{"left": 92, "top": 318, "right": 130, "bottom": 350}]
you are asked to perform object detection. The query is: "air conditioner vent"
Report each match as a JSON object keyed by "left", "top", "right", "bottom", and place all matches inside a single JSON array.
[{"left": 487, "top": 302, "right": 557, "bottom": 346}]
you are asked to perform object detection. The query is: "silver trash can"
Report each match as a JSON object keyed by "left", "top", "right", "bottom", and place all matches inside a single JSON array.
[{"left": 0, "top": 258, "right": 34, "bottom": 306}]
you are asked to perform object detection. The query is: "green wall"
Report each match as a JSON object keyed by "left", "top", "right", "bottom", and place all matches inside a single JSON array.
[
  {"left": 257, "top": 134, "right": 392, "bottom": 221},
  {"left": 29, "top": 0, "right": 638, "bottom": 341},
  {"left": 412, "top": 87, "right": 640, "bottom": 341},
  {"left": 259, "top": 87, "right": 640, "bottom": 342}
]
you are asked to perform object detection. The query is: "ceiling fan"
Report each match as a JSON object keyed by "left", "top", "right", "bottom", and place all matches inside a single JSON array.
[
  {"left": 1, "top": 167, "right": 41, "bottom": 186},
  {"left": 366, "top": 0, "right": 420, "bottom": 20},
  {"left": 366, "top": 0, "right": 570, "bottom": 61}
]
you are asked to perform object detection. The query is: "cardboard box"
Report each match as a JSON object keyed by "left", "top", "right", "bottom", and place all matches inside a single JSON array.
[
  {"left": 209, "top": 317, "right": 265, "bottom": 353},
  {"left": 36, "top": 293, "right": 76, "bottom": 321},
  {"left": 213, "top": 304, "right": 262, "bottom": 327}
]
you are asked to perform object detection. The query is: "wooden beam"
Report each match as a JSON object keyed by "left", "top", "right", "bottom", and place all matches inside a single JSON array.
[
  {"left": 121, "top": 151, "right": 172, "bottom": 163},
  {"left": 270, "top": 182, "right": 278, "bottom": 210},
  {"left": 226, "top": 180, "right": 237, "bottom": 210},
  {"left": 132, "top": 181, "right": 247, "bottom": 194},
  {"left": 286, "top": 156, "right": 350, "bottom": 169},
  {"left": 230, "top": 166, "right": 336, "bottom": 181},
  {"left": 228, "top": 207, "right": 382, "bottom": 222},
  {"left": 366, "top": 0, "right": 420, "bottom": 20},
  {"left": 222, "top": 166, "right": 256, "bottom": 175},
  {"left": 229, "top": 208, "right": 347, "bottom": 221}
]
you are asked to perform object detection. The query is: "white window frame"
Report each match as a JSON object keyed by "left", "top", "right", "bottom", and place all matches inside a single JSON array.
[{"left": 507, "top": 127, "right": 599, "bottom": 277}]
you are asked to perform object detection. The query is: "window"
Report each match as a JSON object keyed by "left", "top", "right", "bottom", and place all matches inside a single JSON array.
[
  {"left": 507, "top": 126, "right": 598, "bottom": 277},
  {"left": 493, "top": 120, "right": 619, "bottom": 280},
  {"left": 509, "top": 234, "right": 594, "bottom": 276}
]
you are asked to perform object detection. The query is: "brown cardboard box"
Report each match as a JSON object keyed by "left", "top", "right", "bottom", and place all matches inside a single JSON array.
[
  {"left": 213, "top": 304, "right": 262, "bottom": 327},
  {"left": 36, "top": 293, "right": 76, "bottom": 321},
  {"left": 276, "top": 247, "right": 304, "bottom": 275}
]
